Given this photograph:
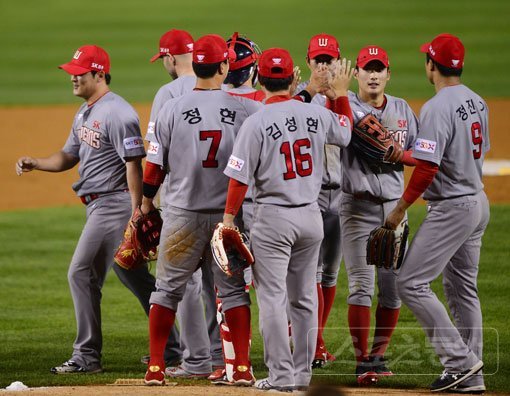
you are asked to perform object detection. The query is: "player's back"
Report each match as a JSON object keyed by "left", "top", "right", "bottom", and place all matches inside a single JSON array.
[
  {"left": 154, "top": 89, "right": 261, "bottom": 211},
  {"left": 231, "top": 99, "right": 350, "bottom": 206},
  {"left": 417, "top": 84, "right": 489, "bottom": 200}
]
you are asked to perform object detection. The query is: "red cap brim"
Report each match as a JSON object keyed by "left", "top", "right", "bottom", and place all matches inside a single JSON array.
[
  {"left": 357, "top": 57, "right": 389, "bottom": 69},
  {"left": 420, "top": 42, "right": 430, "bottom": 53},
  {"left": 59, "top": 63, "right": 92, "bottom": 75},
  {"left": 150, "top": 53, "right": 163, "bottom": 63},
  {"left": 308, "top": 49, "right": 339, "bottom": 59}
]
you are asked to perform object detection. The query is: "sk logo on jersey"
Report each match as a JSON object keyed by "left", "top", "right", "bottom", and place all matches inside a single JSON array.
[{"left": 415, "top": 138, "right": 436, "bottom": 154}]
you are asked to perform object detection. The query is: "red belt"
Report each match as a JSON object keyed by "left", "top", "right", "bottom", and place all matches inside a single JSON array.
[
  {"left": 80, "top": 193, "right": 101, "bottom": 205},
  {"left": 79, "top": 189, "right": 129, "bottom": 205}
]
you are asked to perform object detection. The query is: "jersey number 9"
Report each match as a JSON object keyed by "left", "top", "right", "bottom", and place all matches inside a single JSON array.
[{"left": 280, "top": 138, "right": 313, "bottom": 180}]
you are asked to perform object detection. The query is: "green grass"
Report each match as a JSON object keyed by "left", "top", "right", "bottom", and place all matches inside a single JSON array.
[
  {"left": 0, "top": 205, "right": 509, "bottom": 391},
  {"left": 0, "top": 0, "right": 509, "bottom": 105}
]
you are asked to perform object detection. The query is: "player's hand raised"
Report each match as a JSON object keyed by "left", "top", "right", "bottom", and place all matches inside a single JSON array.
[
  {"left": 15, "top": 156, "right": 38, "bottom": 176},
  {"left": 307, "top": 63, "right": 330, "bottom": 97},
  {"left": 324, "top": 58, "right": 354, "bottom": 99},
  {"left": 289, "top": 66, "right": 302, "bottom": 96}
]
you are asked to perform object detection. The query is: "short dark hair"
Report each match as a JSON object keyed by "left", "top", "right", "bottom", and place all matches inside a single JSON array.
[
  {"left": 426, "top": 53, "right": 462, "bottom": 77},
  {"left": 192, "top": 61, "right": 225, "bottom": 79},
  {"left": 258, "top": 75, "right": 293, "bottom": 92},
  {"left": 91, "top": 71, "right": 111, "bottom": 85},
  {"left": 310, "top": 54, "right": 335, "bottom": 64}
]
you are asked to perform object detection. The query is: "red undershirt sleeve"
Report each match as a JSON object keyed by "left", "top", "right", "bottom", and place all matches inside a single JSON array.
[
  {"left": 225, "top": 178, "right": 249, "bottom": 216},
  {"left": 402, "top": 159, "right": 439, "bottom": 204},
  {"left": 142, "top": 161, "right": 165, "bottom": 198},
  {"left": 401, "top": 150, "right": 419, "bottom": 166},
  {"left": 327, "top": 96, "right": 353, "bottom": 127}
]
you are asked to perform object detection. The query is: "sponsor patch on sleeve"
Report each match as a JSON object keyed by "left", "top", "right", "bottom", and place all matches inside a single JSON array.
[
  {"left": 338, "top": 114, "right": 348, "bottom": 127},
  {"left": 124, "top": 136, "right": 144, "bottom": 150},
  {"left": 147, "top": 141, "right": 160, "bottom": 155},
  {"left": 414, "top": 138, "right": 437, "bottom": 154},
  {"left": 147, "top": 122, "right": 155, "bottom": 135},
  {"left": 227, "top": 155, "right": 245, "bottom": 172}
]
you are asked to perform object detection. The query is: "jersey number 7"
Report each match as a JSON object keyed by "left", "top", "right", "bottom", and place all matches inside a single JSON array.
[
  {"left": 200, "top": 130, "right": 222, "bottom": 168},
  {"left": 280, "top": 138, "right": 313, "bottom": 180}
]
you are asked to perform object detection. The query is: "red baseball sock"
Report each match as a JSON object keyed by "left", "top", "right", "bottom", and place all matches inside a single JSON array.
[
  {"left": 321, "top": 285, "right": 336, "bottom": 328},
  {"left": 316, "top": 283, "right": 326, "bottom": 351},
  {"left": 371, "top": 304, "right": 400, "bottom": 357},
  {"left": 148, "top": 304, "right": 176, "bottom": 368},
  {"left": 348, "top": 304, "right": 371, "bottom": 363},
  {"left": 224, "top": 305, "right": 251, "bottom": 368}
]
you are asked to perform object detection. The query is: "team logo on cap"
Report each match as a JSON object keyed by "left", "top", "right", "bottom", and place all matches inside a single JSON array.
[
  {"left": 272, "top": 58, "right": 282, "bottom": 64},
  {"left": 452, "top": 59, "right": 460, "bottom": 67},
  {"left": 160, "top": 47, "right": 170, "bottom": 54},
  {"left": 429, "top": 45, "right": 436, "bottom": 56},
  {"left": 73, "top": 50, "right": 83, "bottom": 60},
  {"left": 368, "top": 48, "right": 378, "bottom": 55},
  {"left": 186, "top": 43, "right": 193, "bottom": 51},
  {"left": 197, "top": 54, "right": 205, "bottom": 62},
  {"left": 91, "top": 63, "right": 104, "bottom": 70},
  {"left": 318, "top": 38, "right": 328, "bottom": 47}
]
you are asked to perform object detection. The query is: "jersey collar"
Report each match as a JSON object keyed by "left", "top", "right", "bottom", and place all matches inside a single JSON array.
[{"left": 265, "top": 94, "right": 292, "bottom": 104}]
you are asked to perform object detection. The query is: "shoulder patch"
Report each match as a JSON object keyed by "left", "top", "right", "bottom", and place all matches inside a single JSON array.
[
  {"left": 124, "top": 136, "right": 144, "bottom": 150},
  {"left": 227, "top": 155, "right": 245, "bottom": 172},
  {"left": 415, "top": 138, "right": 437, "bottom": 154},
  {"left": 148, "top": 141, "right": 160, "bottom": 155}
]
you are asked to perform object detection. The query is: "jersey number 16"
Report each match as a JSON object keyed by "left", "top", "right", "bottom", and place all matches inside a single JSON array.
[{"left": 280, "top": 138, "right": 313, "bottom": 180}]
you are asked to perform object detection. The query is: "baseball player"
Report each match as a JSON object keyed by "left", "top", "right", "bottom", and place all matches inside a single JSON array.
[
  {"left": 295, "top": 33, "right": 344, "bottom": 369},
  {"left": 384, "top": 33, "right": 489, "bottom": 393},
  {"left": 222, "top": 32, "right": 265, "bottom": 102},
  {"left": 341, "top": 45, "right": 419, "bottom": 385},
  {"left": 145, "top": 28, "right": 224, "bottom": 378},
  {"left": 15, "top": 45, "right": 146, "bottom": 374},
  {"left": 222, "top": 48, "right": 353, "bottom": 391},
  {"left": 141, "top": 34, "right": 263, "bottom": 386}
]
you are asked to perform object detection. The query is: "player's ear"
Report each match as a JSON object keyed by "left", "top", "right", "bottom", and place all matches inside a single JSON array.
[
  {"left": 219, "top": 60, "right": 228, "bottom": 76},
  {"left": 96, "top": 71, "right": 105, "bottom": 82},
  {"left": 386, "top": 67, "right": 391, "bottom": 81},
  {"left": 353, "top": 67, "right": 359, "bottom": 79}
]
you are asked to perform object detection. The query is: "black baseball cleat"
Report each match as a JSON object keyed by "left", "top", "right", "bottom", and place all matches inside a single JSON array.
[
  {"left": 430, "top": 361, "right": 484, "bottom": 392},
  {"left": 370, "top": 355, "right": 393, "bottom": 376},
  {"left": 356, "top": 358, "right": 378, "bottom": 386}
]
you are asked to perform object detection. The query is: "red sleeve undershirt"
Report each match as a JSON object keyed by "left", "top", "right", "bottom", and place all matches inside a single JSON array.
[
  {"left": 401, "top": 150, "right": 419, "bottom": 166},
  {"left": 143, "top": 161, "right": 165, "bottom": 186},
  {"left": 326, "top": 96, "right": 353, "bottom": 128},
  {"left": 225, "top": 178, "right": 248, "bottom": 215},
  {"left": 402, "top": 159, "right": 439, "bottom": 204}
]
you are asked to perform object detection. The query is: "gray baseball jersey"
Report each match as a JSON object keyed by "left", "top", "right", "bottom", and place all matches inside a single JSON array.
[
  {"left": 224, "top": 100, "right": 350, "bottom": 205},
  {"left": 147, "top": 89, "right": 261, "bottom": 211},
  {"left": 62, "top": 92, "right": 146, "bottom": 196},
  {"left": 412, "top": 84, "right": 489, "bottom": 200},
  {"left": 224, "top": 97, "right": 350, "bottom": 387},
  {"left": 398, "top": 84, "right": 490, "bottom": 379},
  {"left": 342, "top": 91, "right": 419, "bottom": 200},
  {"left": 146, "top": 75, "right": 197, "bottom": 141}
]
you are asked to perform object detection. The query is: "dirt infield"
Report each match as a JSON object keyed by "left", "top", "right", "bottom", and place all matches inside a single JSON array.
[
  {"left": 1, "top": 384, "right": 502, "bottom": 396},
  {"left": 1, "top": 99, "right": 509, "bottom": 211}
]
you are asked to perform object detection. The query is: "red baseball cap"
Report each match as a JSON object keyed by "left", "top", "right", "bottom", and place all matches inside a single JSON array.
[
  {"left": 420, "top": 33, "right": 464, "bottom": 69},
  {"left": 307, "top": 33, "right": 341, "bottom": 59},
  {"left": 193, "top": 34, "right": 234, "bottom": 64},
  {"left": 150, "top": 29, "right": 194, "bottom": 62},
  {"left": 356, "top": 45, "right": 389, "bottom": 68},
  {"left": 258, "top": 48, "right": 294, "bottom": 78},
  {"left": 59, "top": 45, "right": 110, "bottom": 75}
]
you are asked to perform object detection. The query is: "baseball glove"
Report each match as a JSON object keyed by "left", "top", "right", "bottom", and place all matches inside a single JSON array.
[
  {"left": 211, "top": 223, "right": 254, "bottom": 277},
  {"left": 351, "top": 114, "right": 404, "bottom": 164},
  {"left": 366, "top": 220, "right": 409, "bottom": 270},
  {"left": 114, "top": 207, "right": 163, "bottom": 270}
]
